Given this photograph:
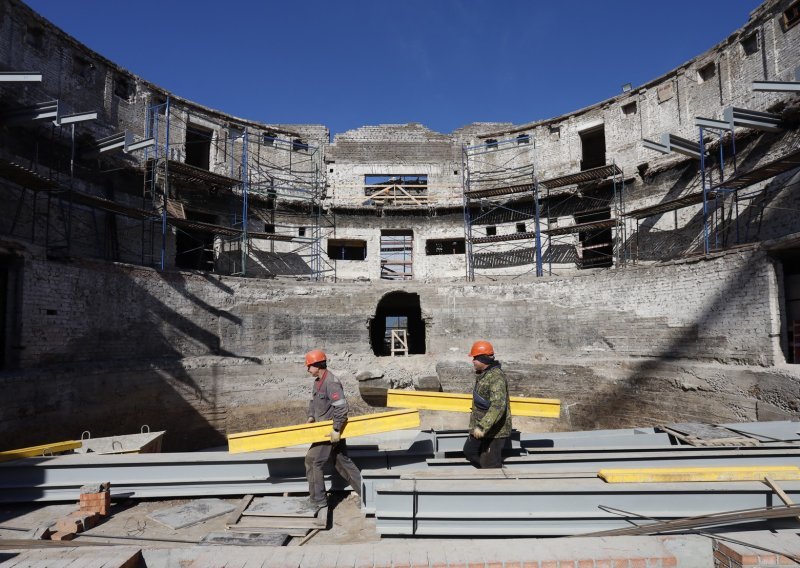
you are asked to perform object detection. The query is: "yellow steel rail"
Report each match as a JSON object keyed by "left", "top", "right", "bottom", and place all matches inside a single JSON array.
[
  {"left": 227, "top": 409, "right": 420, "bottom": 453},
  {"left": 599, "top": 465, "right": 800, "bottom": 483},
  {"left": 0, "top": 440, "right": 82, "bottom": 463},
  {"left": 386, "top": 389, "right": 561, "bottom": 418}
]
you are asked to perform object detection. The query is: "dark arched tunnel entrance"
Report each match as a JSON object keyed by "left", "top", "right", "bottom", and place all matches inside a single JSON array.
[{"left": 370, "top": 291, "right": 426, "bottom": 356}]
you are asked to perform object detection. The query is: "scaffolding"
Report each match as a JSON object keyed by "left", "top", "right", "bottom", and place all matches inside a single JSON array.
[
  {"left": 461, "top": 135, "right": 543, "bottom": 281},
  {"left": 139, "top": 101, "right": 330, "bottom": 279},
  {"left": 635, "top": 100, "right": 792, "bottom": 258}
]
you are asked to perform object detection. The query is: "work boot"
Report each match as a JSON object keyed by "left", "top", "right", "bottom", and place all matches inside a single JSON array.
[{"left": 306, "top": 496, "right": 327, "bottom": 508}]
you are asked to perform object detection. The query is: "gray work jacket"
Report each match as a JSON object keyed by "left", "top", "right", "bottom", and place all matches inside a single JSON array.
[{"left": 308, "top": 370, "right": 349, "bottom": 432}]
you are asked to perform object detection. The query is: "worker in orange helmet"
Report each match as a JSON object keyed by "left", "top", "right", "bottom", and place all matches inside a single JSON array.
[
  {"left": 303, "top": 349, "right": 362, "bottom": 507},
  {"left": 463, "top": 340, "right": 511, "bottom": 468}
]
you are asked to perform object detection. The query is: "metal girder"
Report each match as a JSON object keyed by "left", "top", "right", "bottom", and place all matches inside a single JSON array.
[
  {"left": 0, "top": 71, "right": 42, "bottom": 82},
  {"left": 54, "top": 111, "right": 97, "bottom": 126},
  {"left": 723, "top": 106, "right": 782, "bottom": 132},
  {"left": 373, "top": 478, "right": 800, "bottom": 536},
  {"left": 662, "top": 133, "right": 704, "bottom": 159},
  {"left": 0, "top": 100, "right": 58, "bottom": 123},
  {"left": 751, "top": 80, "right": 800, "bottom": 92},
  {"left": 642, "top": 139, "right": 669, "bottom": 154},
  {"left": 227, "top": 409, "right": 420, "bottom": 453},
  {"left": 385, "top": 390, "right": 561, "bottom": 418},
  {"left": 0, "top": 444, "right": 430, "bottom": 503},
  {"left": 695, "top": 116, "right": 730, "bottom": 130}
]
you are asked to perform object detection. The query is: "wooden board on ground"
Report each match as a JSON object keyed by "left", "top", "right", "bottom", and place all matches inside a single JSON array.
[
  {"left": 224, "top": 494, "right": 253, "bottom": 526},
  {"left": 661, "top": 423, "right": 760, "bottom": 446},
  {"left": 0, "top": 546, "right": 141, "bottom": 567},
  {"left": 147, "top": 499, "right": 236, "bottom": 530},
  {"left": 242, "top": 496, "right": 321, "bottom": 517},
  {"left": 227, "top": 507, "right": 327, "bottom": 530},
  {"left": 225, "top": 526, "right": 310, "bottom": 537},
  {"left": 200, "top": 531, "right": 289, "bottom": 546}
]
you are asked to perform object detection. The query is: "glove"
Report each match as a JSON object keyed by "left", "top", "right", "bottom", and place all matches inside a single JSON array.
[
  {"left": 328, "top": 429, "right": 341, "bottom": 444},
  {"left": 307, "top": 417, "right": 315, "bottom": 423},
  {"left": 471, "top": 427, "right": 485, "bottom": 440}
]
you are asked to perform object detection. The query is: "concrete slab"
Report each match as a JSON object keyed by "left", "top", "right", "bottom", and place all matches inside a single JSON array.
[
  {"left": 147, "top": 499, "right": 236, "bottom": 530},
  {"left": 199, "top": 531, "right": 289, "bottom": 546},
  {"left": 244, "top": 496, "right": 321, "bottom": 517}
]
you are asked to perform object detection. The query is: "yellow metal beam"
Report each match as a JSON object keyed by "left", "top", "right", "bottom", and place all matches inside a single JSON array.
[
  {"left": 385, "top": 389, "right": 561, "bottom": 418},
  {"left": 0, "top": 440, "right": 82, "bottom": 463},
  {"left": 599, "top": 466, "right": 800, "bottom": 483},
  {"left": 227, "top": 409, "right": 420, "bottom": 453}
]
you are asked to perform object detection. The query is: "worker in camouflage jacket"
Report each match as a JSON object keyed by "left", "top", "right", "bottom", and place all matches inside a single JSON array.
[
  {"left": 303, "top": 349, "right": 362, "bottom": 506},
  {"left": 463, "top": 340, "right": 512, "bottom": 468}
]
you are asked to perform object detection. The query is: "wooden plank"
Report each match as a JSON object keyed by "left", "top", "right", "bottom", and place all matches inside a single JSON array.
[
  {"left": 764, "top": 475, "right": 800, "bottom": 521},
  {"left": 224, "top": 494, "right": 253, "bottom": 526},
  {"left": 660, "top": 424, "right": 758, "bottom": 447}
]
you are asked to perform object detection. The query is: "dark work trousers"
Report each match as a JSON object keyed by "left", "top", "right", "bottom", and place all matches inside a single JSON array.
[
  {"left": 304, "top": 439, "right": 362, "bottom": 503},
  {"left": 463, "top": 435, "right": 507, "bottom": 469}
]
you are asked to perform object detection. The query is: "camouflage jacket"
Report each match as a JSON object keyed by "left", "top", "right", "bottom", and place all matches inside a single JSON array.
[{"left": 469, "top": 363, "right": 512, "bottom": 438}]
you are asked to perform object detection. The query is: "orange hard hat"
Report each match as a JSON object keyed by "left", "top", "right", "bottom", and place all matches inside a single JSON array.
[
  {"left": 469, "top": 340, "right": 494, "bottom": 357},
  {"left": 305, "top": 349, "right": 327, "bottom": 366}
]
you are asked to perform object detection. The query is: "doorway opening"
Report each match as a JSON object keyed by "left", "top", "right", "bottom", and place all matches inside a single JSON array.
[
  {"left": 176, "top": 210, "right": 215, "bottom": 271},
  {"left": 579, "top": 125, "right": 606, "bottom": 171},
  {"left": 777, "top": 249, "right": 800, "bottom": 363},
  {"left": 576, "top": 208, "right": 612, "bottom": 269},
  {"left": 380, "top": 230, "right": 413, "bottom": 280},
  {"left": 370, "top": 291, "right": 426, "bottom": 356}
]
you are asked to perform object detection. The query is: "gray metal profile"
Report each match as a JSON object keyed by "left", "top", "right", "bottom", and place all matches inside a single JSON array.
[
  {"left": 642, "top": 139, "right": 669, "bottom": 154},
  {"left": 54, "top": 111, "right": 98, "bottom": 126},
  {"left": 661, "top": 133, "right": 704, "bottom": 159},
  {"left": 97, "top": 130, "right": 155, "bottom": 153},
  {"left": 373, "top": 478, "right": 800, "bottom": 536},
  {"left": 723, "top": 106, "right": 782, "bottom": 132},
  {"left": 695, "top": 116, "right": 730, "bottom": 130},
  {"left": 0, "top": 71, "right": 43, "bottom": 82},
  {"left": 0, "top": 100, "right": 59, "bottom": 123},
  {"left": 751, "top": 80, "right": 800, "bottom": 92}
]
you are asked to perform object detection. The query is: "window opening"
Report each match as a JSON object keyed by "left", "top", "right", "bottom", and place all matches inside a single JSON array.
[
  {"left": 292, "top": 138, "right": 308, "bottom": 152},
  {"left": 516, "top": 223, "right": 527, "bottom": 233},
  {"left": 579, "top": 125, "right": 606, "bottom": 171},
  {"left": 25, "top": 26, "right": 44, "bottom": 50},
  {"left": 185, "top": 125, "right": 213, "bottom": 170},
  {"left": 425, "top": 238, "right": 465, "bottom": 256},
  {"left": 517, "top": 134, "right": 530, "bottom": 145},
  {"left": 364, "top": 175, "right": 428, "bottom": 206},
  {"left": 621, "top": 101, "right": 637, "bottom": 116},
  {"left": 486, "top": 226, "right": 497, "bottom": 236},
  {"left": 327, "top": 239, "right": 366, "bottom": 261},
  {"left": 380, "top": 230, "right": 413, "bottom": 280},
  {"left": 740, "top": 31, "right": 760, "bottom": 56},
  {"left": 370, "top": 291, "right": 426, "bottom": 356},
  {"left": 114, "top": 76, "right": 134, "bottom": 100},
  {"left": 697, "top": 62, "right": 716, "bottom": 83},
  {"left": 298, "top": 227, "right": 306, "bottom": 237},
  {"left": 264, "top": 224, "right": 275, "bottom": 233},
  {"left": 486, "top": 138, "right": 498, "bottom": 150},
  {"left": 784, "top": 2, "right": 800, "bottom": 29}
]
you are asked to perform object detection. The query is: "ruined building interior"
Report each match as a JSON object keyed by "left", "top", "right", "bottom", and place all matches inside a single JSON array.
[{"left": 2, "top": 0, "right": 800, "bottom": 565}]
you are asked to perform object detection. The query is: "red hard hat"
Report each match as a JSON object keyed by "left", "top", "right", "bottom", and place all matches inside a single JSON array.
[
  {"left": 469, "top": 341, "right": 494, "bottom": 357},
  {"left": 305, "top": 349, "right": 327, "bottom": 366}
]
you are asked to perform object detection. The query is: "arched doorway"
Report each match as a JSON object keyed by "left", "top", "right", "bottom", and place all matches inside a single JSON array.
[{"left": 370, "top": 291, "right": 426, "bottom": 356}]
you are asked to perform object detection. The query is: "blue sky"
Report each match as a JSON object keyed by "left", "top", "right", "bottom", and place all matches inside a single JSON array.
[{"left": 26, "top": 0, "right": 763, "bottom": 136}]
